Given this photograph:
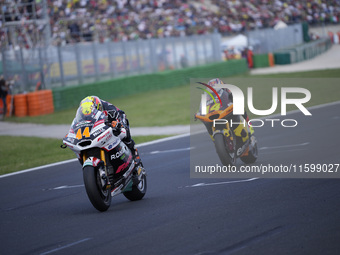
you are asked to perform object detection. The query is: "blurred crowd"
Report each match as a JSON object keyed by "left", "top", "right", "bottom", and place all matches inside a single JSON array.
[{"left": 1, "top": 0, "right": 340, "bottom": 47}]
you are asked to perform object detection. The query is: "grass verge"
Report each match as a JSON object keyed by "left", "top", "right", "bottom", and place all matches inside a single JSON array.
[
  {"left": 1, "top": 68, "right": 339, "bottom": 175},
  {"left": 7, "top": 84, "right": 190, "bottom": 127},
  {"left": 5, "top": 68, "right": 340, "bottom": 126},
  {"left": 0, "top": 135, "right": 169, "bottom": 175}
]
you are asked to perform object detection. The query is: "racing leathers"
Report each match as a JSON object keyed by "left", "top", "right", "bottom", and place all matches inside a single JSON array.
[
  {"left": 201, "top": 87, "right": 254, "bottom": 142},
  {"left": 100, "top": 99, "right": 140, "bottom": 163}
]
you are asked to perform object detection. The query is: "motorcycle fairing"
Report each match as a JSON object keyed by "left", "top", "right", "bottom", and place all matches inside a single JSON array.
[
  {"left": 108, "top": 142, "right": 134, "bottom": 176},
  {"left": 83, "top": 156, "right": 102, "bottom": 168}
]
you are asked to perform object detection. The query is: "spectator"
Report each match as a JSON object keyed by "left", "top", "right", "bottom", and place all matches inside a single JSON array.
[
  {"left": 1, "top": 0, "right": 340, "bottom": 47},
  {"left": 180, "top": 54, "right": 188, "bottom": 68},
  {"left": 0, "top": 77, "right": 9, "bottom": 119}
]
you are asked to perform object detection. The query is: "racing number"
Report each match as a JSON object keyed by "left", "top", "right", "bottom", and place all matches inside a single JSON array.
[
  {"left": 207, "top": 103, "right": 220, "bottom": 113},
  {"left": 76, "top": 127, "right": 90, "bottom": 139}
]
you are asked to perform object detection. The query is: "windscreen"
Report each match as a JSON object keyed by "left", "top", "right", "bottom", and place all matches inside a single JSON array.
[{"left": 69, "top": 104, "right": 106, "bottom": 136}]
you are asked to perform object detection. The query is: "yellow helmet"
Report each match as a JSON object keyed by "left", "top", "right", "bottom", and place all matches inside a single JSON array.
[
  {"left": 79, "top": 96, "right": 103, "bottom": 115},
  {"left": 90, "top": 96, "right": 103, "bottom": 111},
  {"left": 79, "top": 97, "right": 95, "bottom": 116}
]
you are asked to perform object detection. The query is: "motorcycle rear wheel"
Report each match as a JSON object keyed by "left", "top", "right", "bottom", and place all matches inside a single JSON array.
[
  {"left": 240, "top": 136, "right": 258, "bottom": 164},
  {"left": 214, "top": 133, "right": 236, "bottom": 166},
  {"left": 123, "top": 171, "right": 147, "bottom": 201},
  {"left": 83, "top": 166, "right": 111, "bottom": 212}
]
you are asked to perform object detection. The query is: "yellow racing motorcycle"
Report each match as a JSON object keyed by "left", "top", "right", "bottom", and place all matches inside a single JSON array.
[{"left": 195, "top": 87, "right": 258, "bottom": 166}]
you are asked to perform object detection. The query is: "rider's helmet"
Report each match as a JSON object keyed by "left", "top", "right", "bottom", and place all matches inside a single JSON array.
[
  {"left": 207, "top": 78, "right": 233, "bottom": 102},
  {"left": 79, "top": 96, "right": 103, "bottom": 116},
  {"left": 90, "top": 96, "right": 103, "bottom": 111},
  {"left": 79, "top": 96, "right": 95, "bottom": 116},
  {"left": 207, "top": 78, "right": 224, "bottom": 88}
]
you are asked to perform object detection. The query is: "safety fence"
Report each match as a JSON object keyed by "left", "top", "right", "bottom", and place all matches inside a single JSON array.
[
  {"left": 273, "top": 38, "right": 332, "bottom": 65},
  {"left": 248, "top": 24, "right": 304, "bottom": 54},
  {"left": 5, "top": 59, "right": 248, "bottom": 116},
  {"left": 1, "top": 33, "right": 222, "bottom": 94},
  {"left": 250, "top": 37, "right": 332, "bottom": 67}
]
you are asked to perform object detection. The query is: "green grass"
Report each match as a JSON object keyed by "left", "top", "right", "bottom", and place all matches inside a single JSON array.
[
  {"left": 0, "top": 135, "right": 169, "bottom": 175},
  {"left": 1, "top": 68, "right": 339, "bottom": 175},
  {"left": 6, "top": 68, "right": 340, "bottom": 126},
  {"left": 7, "top": 85, "right": 191, "bottom": 127}
]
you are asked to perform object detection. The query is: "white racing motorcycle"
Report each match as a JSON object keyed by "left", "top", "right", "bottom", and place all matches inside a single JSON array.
[{"left": 62, "top": 106, "right": 146, "bottom": 212}]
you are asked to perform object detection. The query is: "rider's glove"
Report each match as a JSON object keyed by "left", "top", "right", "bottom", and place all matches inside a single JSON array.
[
  {"left": 111, "top": 120, "right": 122, "bottom": 136},
  {"left": 111, "top": 120, "right": 122, "bottom": 129},
  {"left": 111, "top": 121, "right": 127, "bottom": 140}
]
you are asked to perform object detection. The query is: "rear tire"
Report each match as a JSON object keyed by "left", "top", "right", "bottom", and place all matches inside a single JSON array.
[
  {"left": 83, "top": 166, "right": 111, "bottom": 212},
  {"left": 123, "top": 171, "right": 147, "bottom": 201},
  {"left": 214, "top": 133, "right": 236, "bottom": 166}
]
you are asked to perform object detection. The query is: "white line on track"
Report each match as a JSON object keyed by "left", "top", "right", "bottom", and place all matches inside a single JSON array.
[
  {"left": 150, "top": 147, "right": 194, "bottom": 154},
  {"left": 0, "top": 159, "right": 78, "bottom": 179},
  {"left": 39, "top": 238, "right": 92, "bottom": 255},
  {"left": 0, "top": 133, "right": 190, "bottom": 179},
  {"left": 184, "top": 177, "right": 259, "bottom": 188},
  {"left": 260, "top": 148, "right": 307, "bottom": 155},
  {"left": 260, "top": 142, "right": 309, "bottom": 150},
  {"left": 53, "top": 184, "right": 84, "bottom": 190}
]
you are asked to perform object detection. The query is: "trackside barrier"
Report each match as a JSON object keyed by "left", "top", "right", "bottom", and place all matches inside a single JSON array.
[
  {"left": 252, "top": 54, "right": 269, "bottom": 68},
  {"left": 13, "top": 90, "right": 54, "bottom": 117},
  {"left": 252, "top": 53, "right": 276, "bottom": 68},
  {"left": 14, "top": 94, "right": 28, "bottom": 117},
  {"left": 273, "top": 38, "right": 332, "bottom": 65},
  {"left": 52, "top": 59, "right": 248, "bottom": 111},
  {"left": 268, "top": 53, "right": 275, "bottom": 67},
  {"left": 27, "top": 90, "right": 54, "bottom": 116}
]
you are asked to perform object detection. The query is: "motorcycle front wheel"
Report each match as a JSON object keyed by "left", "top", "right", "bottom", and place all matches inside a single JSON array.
[
  {"left": 214, "top": 133, "right": 236, "bottom": 166},
  {"left": 83, "top": 166, "right": 111, "bottom": 212}
]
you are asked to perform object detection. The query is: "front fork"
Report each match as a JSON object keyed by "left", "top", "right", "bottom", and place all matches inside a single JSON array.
[
  {"left": 82, "top": 149, "right": 111, "bottom": 190},
  {"left": 211, "top": 122, "right": 235, "bottom": 152},
  {"left": 210, "top": 117, "right": 252, "bottom": 156}
]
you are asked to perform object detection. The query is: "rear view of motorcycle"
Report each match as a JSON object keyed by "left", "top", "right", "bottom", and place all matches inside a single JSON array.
[
  {"left": 195, "top": 82, "right": 258, "bottom": 166},
  {"left": 62, "top": 106, "right": 146, "bottom": 212}
]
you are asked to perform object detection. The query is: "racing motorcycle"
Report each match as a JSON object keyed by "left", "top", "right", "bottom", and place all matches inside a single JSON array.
[
  {"left": 195, "top": 90, "right": 258, "bottom": 166},
  {"left": 62, "top": 107, "right": 146, "bottom": 212}
]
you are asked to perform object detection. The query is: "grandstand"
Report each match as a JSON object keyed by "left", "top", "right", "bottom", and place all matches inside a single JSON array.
[{"left": 1, "top": 0, "right": 339, "bottom": 48}]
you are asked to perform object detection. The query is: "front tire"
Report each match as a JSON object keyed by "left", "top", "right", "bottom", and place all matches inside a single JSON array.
[
  {"left": 83, "top": 166, "right": 111, "bottom": 212},
  {"left": 214, "top": 133, "right": 236, "bottom": 166}
]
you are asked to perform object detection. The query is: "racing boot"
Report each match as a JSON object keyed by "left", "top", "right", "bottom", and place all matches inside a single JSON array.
[{"left": 125, "top": 139, "right": 141, "bottom": 165}]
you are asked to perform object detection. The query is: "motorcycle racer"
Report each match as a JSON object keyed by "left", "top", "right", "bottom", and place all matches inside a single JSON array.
[
  {"left": 78, "top": 96, "right": 140, "bottom": 163},
  {"left": 197, "top": 78, "right": 254, "bottom": 141}
]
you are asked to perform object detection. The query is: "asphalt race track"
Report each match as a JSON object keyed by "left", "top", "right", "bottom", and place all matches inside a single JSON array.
[{"left": 1, "top": 102, "right": 340, "bottom": 255}]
